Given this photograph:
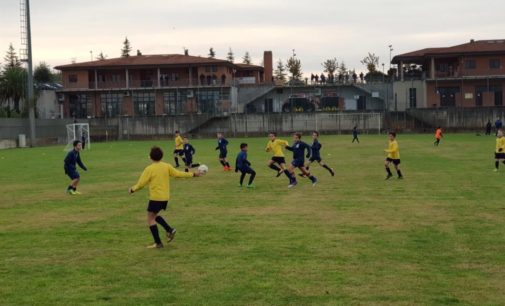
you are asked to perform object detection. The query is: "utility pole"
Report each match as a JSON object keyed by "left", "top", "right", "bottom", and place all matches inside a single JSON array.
[{"left": 21, "top": 0, "right": 36, "bottom": 147}]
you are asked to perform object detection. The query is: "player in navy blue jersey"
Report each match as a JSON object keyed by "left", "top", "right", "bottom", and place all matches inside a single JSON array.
[
  {"left": 182, "top": 137, "right": 200, "bottom": 172},
  {"left": 216, "top": 132, "right": 232, "bottom": 171},
  {"left": 286, "top": 133, "right": 317, "bottom": 188},
  {"left": 301, "top": 131, "right": 335, "bottom": 177},
  {"left": 64, "top": 140, "right": 87, "bottom": 195},
  {"left": 235, "top": 143, "right": 256, "bottom": 188}
]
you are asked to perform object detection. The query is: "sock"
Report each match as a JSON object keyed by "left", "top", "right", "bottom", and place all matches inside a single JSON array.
[
  {"left": 192, "top": 163, "right": 200, "bottom": 168},
  {"left": 240, "top": 173, "right": 246, "bottom": 185},
  {"left": 269, "top": 164, "right": 281, "bottom": 172},
  {"left": 149, "top": 225, "right": 162, "bottom": 244},
  {"left": 284, "top": 169, "right": 292, "bottom": 180},
  {"left": 174, "top": 157, "right": 179, "bottom": 166},
  {"left": 155, "top": 216, "right": 173, "bottom": 233},
  {"left": 225, "top": 162, "right": 230, "bottom": 167},
  {"left": 73, "top": 187, "right": 77, "bottom": 191},
  {"left": 496, "top": 161, "right": 499, "bottom": 169},
  {"left": 67, "top": 185, "right": 73, "bottom": 191},
  {"left": 220, "top": 160, "right": 226, "bottom": 166},
  {"left": 185, "top": 168, "right": 189, "bottom": 172},
  {"left": 248, "top": 171, "right": 256, "bottom": 185},
  {"left": 386, "top": 167, "right": 392, "bottom": 175},
  {"left": 397, "top": 170, "right": 403, "bottom": 177},
  {"left": 322, "top": 164, "right": 334, "bottom": 175},
  {"left": 309, "top": 175, "right": 316, "bottom": 182}
]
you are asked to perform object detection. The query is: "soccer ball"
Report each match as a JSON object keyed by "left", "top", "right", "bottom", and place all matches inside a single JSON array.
[{"left": 198, "top": 164, "right": 209, "bottom": 174}]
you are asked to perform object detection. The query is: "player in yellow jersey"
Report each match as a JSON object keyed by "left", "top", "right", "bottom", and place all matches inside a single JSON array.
[
  {"left": 494, "top": 129, "right": 505, "bottom": 171},
  {"left": 384, "top": 132, "right": 403, "bottom": 180},
  {"left": 265, "top": 132, "right": 294, "bottom": 181},
  {"left": 129, "top": 146, "right": 202, "bottom": 249},
  {"left": 173, "top": 130, "right": 184, "bottom": 167}
]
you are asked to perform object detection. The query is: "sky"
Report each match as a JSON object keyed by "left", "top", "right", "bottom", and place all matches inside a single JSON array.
[{"left": 1, "top": 0, "right": 505, "bottom": 76}]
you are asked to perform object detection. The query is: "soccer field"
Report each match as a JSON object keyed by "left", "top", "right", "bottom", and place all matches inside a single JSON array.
[{"left": 1, "top": 133, "right": 504, "bottom": 305}]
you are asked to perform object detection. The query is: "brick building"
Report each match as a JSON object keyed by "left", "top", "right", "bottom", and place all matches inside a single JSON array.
[
  {"left": 55, "top": 52, "right": 273, "bottom": 118},
  {"left": 391, "top": 40, "right": 505, "bottom": 110}
]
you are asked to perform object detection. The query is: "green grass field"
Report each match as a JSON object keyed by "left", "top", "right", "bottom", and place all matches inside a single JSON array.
[{"left": 1, "top": 134, "right": 505, "bottom": 305}]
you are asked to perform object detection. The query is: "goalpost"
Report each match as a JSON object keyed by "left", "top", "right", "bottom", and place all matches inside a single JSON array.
[{"left": 65, "top": 123, "right": 91, "bottom": 151}]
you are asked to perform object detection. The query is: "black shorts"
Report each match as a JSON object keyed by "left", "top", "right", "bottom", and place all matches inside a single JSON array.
[
  {"left": 309, "top": 157, "right": 321, "bottom": 163},
  {"left": 147, "top": 200, "right": 168, "bottom": 213},
  {"left": 173, "top": 149, "right": 184, "bottom": 156},
  {"left": 184, "top": 157, "right": 193, "bottom": 166},
  {"left": 291, "top": 159, "right": 305, "bottom": 168},
  {"left": 65, "top": 168, "right": 80, "bottom": 180},
  {"left": 219, "top": 151, "right": 227, "bottom": 159},
  {"left": 271, "top": 156, "right": 286, "bottom": 165},
  {"left": 239, "top": 166, "right": 255, "bottom": 174},
  {"left": 495, "top": 153, "right": 505, "bottom": 159},
  {"left": 386, "top": 158, "right": 401, "bottom": 165}
]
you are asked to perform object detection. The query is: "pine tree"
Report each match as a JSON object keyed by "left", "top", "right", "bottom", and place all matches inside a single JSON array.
[
  {"left": 274, "top": 59, "right": 287, "bottom": 82},
  {"left": 286, "top": 56, "right": 302, "bottom": 82},
  {"left": 242, "top": 51, "right": 252, "bottom": 64},
  {"left": 209, "top": 47, "right": 216, "bottom": 58},
  {"left": 226, "top": 48, "right": 234, "bottom": 63},
  {"left": 3, "top": 44, "right": 21, "bottom": 70},
  {"left": 121, "top": 37, "right": 131, "bottom": 57}
]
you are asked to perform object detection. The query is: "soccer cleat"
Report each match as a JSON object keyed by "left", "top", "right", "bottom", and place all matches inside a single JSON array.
[
  {"left": 247, "top": 184, "right": 255, "bottom": 189},
  {"left": 68, "top": 189, "right": 77, "bottom": 195},
  {"left": 167, "top": 228, "right": 177, "bottom": 243},
  {"left": 311, "top": 177, "right": 318, "bottom": 186},
  {"left": 385, "top": 174, "right": 393, "bottom": 180},
  {"left": 330, "top": 169, "right": 335, "bottom": 177},
  {"left": 288, "top": 181, "right": 298, "bottom": 188},
  {"left": 494, "top": 168, "right": 499, "bottom": 172},
  {"left": 238, "top": 184, "right": 243, "bottom": 187},
  {"left": 74, "top": 190, "right": 82, "bottom": 195},
  {"left": 146, "top": 243, "right": 163, "bottom": 249}
]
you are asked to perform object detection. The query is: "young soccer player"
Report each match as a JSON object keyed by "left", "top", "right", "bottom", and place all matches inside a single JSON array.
[
  {"left": 64, "top": 140, "right": 87, "bottom": 195},
  {"left": 352, "top": 126, "right": 359, "bottom": 143},
  {"left": 235, "top": 143, "right": 256, "bottom": 188},
  {"left": 384, "top": 132, "right": 403, "bottom": 180},
  {"left": 303, "top": 131, "right": 335, "bottom": 176},
  {"left": 434, "top": 127, "right": 443, "bottom": 146},
  {"left": 494, "top": 129, "right": 505, "bottom": 171},
  {"left": 182, "top": 136, "right": 200, "bottom": 172},
  {"left": 265, "top": 132, "right": 293, "bottom": 181},
  {"left": 129, "top": 146, "right": 202, "bottom": 249},
  {"left": 173, "top": 131, "right": 184, "bottom": 167},
  {"left": 286, "top": 133, "right": 317, "bottom": 188},
  {"left": 216, "top": 132, "right": 231, "bottom": 171}
]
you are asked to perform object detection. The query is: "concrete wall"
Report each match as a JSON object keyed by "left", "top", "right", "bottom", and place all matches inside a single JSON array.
[
  {"left": 393, "top": 80, "right": 427, "bottom": 111},
  {"left": 0, "top": 112, "right": 383, "bottom": 148},
  {"left": 407, "top": 108, "right": 505, "bottom": 131}
]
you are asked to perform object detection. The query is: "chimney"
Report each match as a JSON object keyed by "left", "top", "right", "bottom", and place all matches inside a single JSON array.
[{"left": 263, "top": 51, "right": 273, "bottom": 84}]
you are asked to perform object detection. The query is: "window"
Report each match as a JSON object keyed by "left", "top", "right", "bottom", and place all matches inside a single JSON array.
[
  {"left": 409, "top": 88, "right": 417, "bottom": 108},
  {"left": 197, "top": 90, "right": 220, "bottom": 114},
  {"left": 68, "top": 74, "right": 78, "bottom": 83},
  {"left": 133, "top": 92, "right": 155, "bottom": 116},
  {"left": 69, "top": 94, "right": 90, "bottom": 118},
  {"left": 490, "top": 59, "right": 500, "bottom": 69},
  {"left": 111, "top": 74, "right": 121, "bottom": 83},
  {"left": 100, "top": 93, "right": 123, "bottom": 117},
  {"left": 464, "top": 59, "right": 476, "bottom": 69},
  {"left": 163, "top": 90, "right": 188, "bottom": 115}
]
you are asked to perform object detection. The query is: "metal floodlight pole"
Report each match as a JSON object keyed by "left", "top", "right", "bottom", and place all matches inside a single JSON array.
[{"left": 26, "top": 0, "right": 36, "bottom": 147}]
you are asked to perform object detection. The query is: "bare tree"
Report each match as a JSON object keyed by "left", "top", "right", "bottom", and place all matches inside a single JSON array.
[{"left": 361, "top": 52, "right": 380, "bottom": 73}]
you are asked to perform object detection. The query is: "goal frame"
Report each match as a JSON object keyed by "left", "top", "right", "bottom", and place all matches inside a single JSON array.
[{"left": 65, "top": 123, "right": 91, "bottom": 151}]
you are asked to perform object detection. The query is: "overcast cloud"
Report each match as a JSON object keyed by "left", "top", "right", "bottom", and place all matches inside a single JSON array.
[{"left": 1, "top": 0, "right": 504, "bottom": 75}]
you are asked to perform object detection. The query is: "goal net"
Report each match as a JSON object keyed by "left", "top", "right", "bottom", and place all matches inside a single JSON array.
[{"left": 64, "top": 123, "right": 91, "bottom": 151}]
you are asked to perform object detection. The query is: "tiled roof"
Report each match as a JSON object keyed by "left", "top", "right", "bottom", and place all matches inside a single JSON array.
[
  {"left": 55, "top": 54, "right": 234, "bottom": 70},
  {"left": 392, "top": 40, "right": 505, "bottom": 63}
]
